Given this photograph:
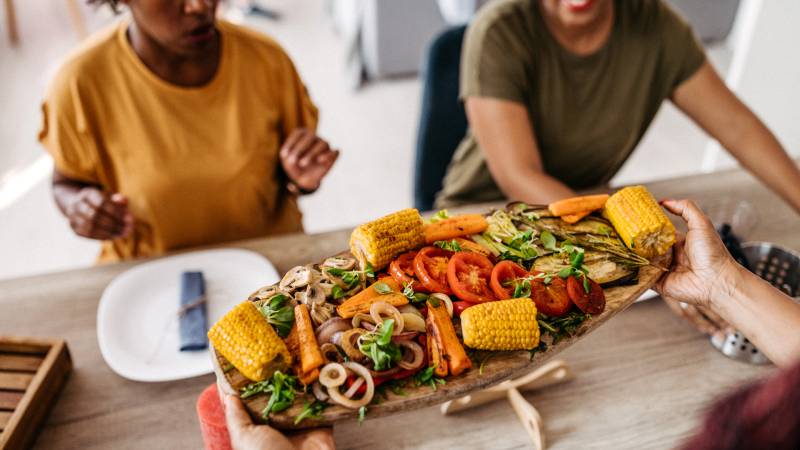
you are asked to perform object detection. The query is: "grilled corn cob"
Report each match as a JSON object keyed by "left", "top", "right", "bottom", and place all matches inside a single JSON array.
[
  {"left": 208, "top": 301, "right": 291, "bottom": 382},
  {"left": 604, "top": 186, "right": 675, "bottom": 258},
  {"left": 349, "top": 208, "right": 425, "bottom": 270},
  {"left": 460, "top": 298, "right": 540, "bottom": 351}
]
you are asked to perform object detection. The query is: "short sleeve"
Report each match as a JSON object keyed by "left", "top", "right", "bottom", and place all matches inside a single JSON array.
[
  {"left": 279, "top": 52, "right": 319, "bottom": 135},
  {"left": 460, "top": 7, "right": 530, "bottom": 104},
  {"left": 659, "top": 2, "right": 706, "bottom": 89},
  {"left": 38, "top": 74, "right": 100, "bottom": 184}
]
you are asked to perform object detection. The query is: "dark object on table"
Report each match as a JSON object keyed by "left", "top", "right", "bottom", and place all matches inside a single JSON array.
[
  {"left": 414, "top": 25, "right": 468, "bottom": 211},
  {"left": 179, "top": 271, "right": 208, "bottom": 351},
  {"left": 0, "top": 337, "right": 72, "bottom": 449},
  {"left": 718, "top": 223, "right": 750, "bottom": 270}
]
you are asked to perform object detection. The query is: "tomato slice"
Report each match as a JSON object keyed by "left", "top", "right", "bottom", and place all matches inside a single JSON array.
[
  {"left": 447, "top": 252, "right": 497, "bottom": 303},
  {"left": 413, "top": 247, "right": 453, "bottom": 294},
  {"left": 489, "top": 260, "right": 530, "bottom": 299},
  {"left": 566, "top": 276, "right": 606, "bottom": 314},
  {"left": 389, "top": 251, "right": 428, "bottom": 292},
  {"left": 531, "top": 277, "right": 572, "bottom": 316}
]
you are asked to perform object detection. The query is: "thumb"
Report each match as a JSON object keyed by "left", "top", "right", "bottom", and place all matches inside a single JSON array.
[{"left": 224, "top": 395, "right": 254, "bottom": 430}]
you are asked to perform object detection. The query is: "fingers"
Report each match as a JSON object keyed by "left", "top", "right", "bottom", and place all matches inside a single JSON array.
[
  {"left": 289, "top": 428, "right": 336, "bottom": 450},
  {"left": 280, "top": 129, "right": 317, "bottom": 165},
  {"left": 298, "top": 140, "right": 331, "bottom": 168},
  {"left": 280, "top": 128, "right": 307, "bottom": 157},
  {"left": 660, "top": 199, "right": 714, "bottom": 231},
  {"left": 223, "top": 395, "right": 254, "bottom": 431},
  {"left": 67, "top": 188, "right": 132, "bottom": 240}
]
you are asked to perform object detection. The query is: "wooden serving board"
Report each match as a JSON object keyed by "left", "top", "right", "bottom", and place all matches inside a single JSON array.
[
  {"left": 213, "top": 251, "right": 671, "bottom": 430},
  {"left": 0, "top": 336, "right": 72, "bottom": 449}
]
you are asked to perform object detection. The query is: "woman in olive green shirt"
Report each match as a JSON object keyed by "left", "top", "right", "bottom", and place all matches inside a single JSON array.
[{"left": 437, "top": 0, "right": 800, "bottom": 215}]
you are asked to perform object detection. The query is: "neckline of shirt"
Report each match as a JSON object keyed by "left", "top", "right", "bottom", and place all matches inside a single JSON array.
[
  {"left": 532, "top": 0, "right": 619, "bottom": 65},
  {"left": 116, "top": 18, "right": 231, "bottom": 95}
]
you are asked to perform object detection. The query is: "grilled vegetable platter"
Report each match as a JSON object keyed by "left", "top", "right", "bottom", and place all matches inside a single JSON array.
[{"left": 210, "top": 186, "right": 675, "bottom": 429}]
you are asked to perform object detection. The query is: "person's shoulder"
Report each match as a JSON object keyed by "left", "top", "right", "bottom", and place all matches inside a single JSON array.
[
  {"left": 217, "top": 20, "right": 293, "bottom": 65},
  {"left": 46, "top": 21, "right": 122, "bottom": 99},
  {"left": 620, "top": 0, "right": 692, "bottom": 35},
  {"left": 467, "top": 0, "right": 534, "bottom": 49}
]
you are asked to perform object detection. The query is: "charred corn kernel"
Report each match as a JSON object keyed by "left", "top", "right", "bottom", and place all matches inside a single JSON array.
[
  {"left": 460, "top": 298, "right": 540, "bottom": 351},
  {"left": 349, "top": 208, "right": 425, "bottom": 270},
  {"left": 208, "top": 301, "right": 291, "bottom": 382},
  {"left": 604, "top": 186, "right": 675, "bottom": 258}
]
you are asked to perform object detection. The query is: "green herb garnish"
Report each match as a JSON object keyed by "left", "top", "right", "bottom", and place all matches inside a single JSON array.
[
  {"left": 529, "top": 341, "right": 548, "bottom": 361},
  {"left": 434, "top": 239, "right": 462, "bottom": 252},
  {"left": 373, "top": 281, "right": 393, "bottom": 295},
  {"left": 258, "top": 294, "right": 295, "bottom": 337},
  {"left": 540, "top": 231, "right": 557, "bottom": 251},
  {"left": 358, "top": 319, "right": 402, "bottom": 371},
  {"left": 403, "top": 282, "right": 429, "bottom": 306},
  {"left": 358, "top": 406, "right": 368, "bottom": 425},
  {"left": 241, "top": 371, "right": 298, "bottom": 418},
  {"left": 294, "top": 400, "right": 329, "bottom": 425},
  {"left": 413, "top": 366, "right": 447, "bottom": 391},
  {"left": 430, "top": 210, "right": 450, "bottom": 223},
  {"left": 537, "top": 311, "right": 591, "bottom": 344},
  {"left": 331, "top": 285, "right": 345, "bottom": 300}
]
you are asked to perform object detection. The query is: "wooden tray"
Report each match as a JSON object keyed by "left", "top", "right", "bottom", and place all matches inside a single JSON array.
[
  {"left": 0, "top": 337, "right": 72, "bottom": 449},
  {"left": 213, "top": 252, "right": 670, "bottom": 429}
]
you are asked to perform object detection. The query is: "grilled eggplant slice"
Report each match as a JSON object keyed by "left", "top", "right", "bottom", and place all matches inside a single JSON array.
[{"left": 532, "top": 252, "right": 639, "bottom": 287}]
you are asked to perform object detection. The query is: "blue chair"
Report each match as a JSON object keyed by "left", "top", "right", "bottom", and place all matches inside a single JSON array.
[{"left": 413, "top": 25, "right": 468, "bottom": 212}]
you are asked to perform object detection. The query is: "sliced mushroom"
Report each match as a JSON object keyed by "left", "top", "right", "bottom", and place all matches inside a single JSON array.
[
  {"left": 309, "top": 302, "right": 336, "bottom": 327},
  {"left": 322, "top": 256, "right": 357, "bottom": 271},
  {"left": 317, "top": 280, "right": 337, "bottom": 298},
  {"left": 248, "top": 284, "right": 285, "bottom": 302},
  {"left": 296, "top": 283, "right": 327, "bottom": 307},
  {"left": 279, "top": 266, "right": 313, "bottom": 292}
]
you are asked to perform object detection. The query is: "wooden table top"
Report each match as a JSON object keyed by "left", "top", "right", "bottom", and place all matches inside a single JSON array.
[{"left": 1, "top": 165, "right": 796, "bottom": 450}]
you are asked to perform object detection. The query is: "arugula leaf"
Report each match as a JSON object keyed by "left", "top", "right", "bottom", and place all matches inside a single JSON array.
[
  {"left": 373, "top": 281, "right": 393, "bottom": 295},
  {"left": 537, "top": 311, "right": 591, "bottom": 344},
  {"left": 294, "top": 400, "right": 329, "bottom": 425},
  {"left": 358, "top": 406, "right": 367, "bottom": 425},
  {"left": 331, "top": 285, "right": 345, "bottom": 300},
  {"left": 402, "top": 282, "right": 429, "bottom": 306},
  {"left": 241, "top": 371, "right": 299, "bottom": 418},
  {"left": 413, "top": 366, "right": 447, "bottom": 391},
  {"left": 358, "top": 319, "right": 402, "bottom": 370},
  {"left": 258, "top": 294, "right": 295, "bottom": 337},
  {"left": 540, "top": 231, "right": 557, "bottom": 251},
  {"left": 512, "top": 278, "right": 532, "bottom": 298},
  {"left": 434, "top": 239, "right": 462, "bottom": 252},
  {"left": 364, "top": 263, "right": 376, "bottom": 279},
  {"left": 430, "top": 210, "right": 450, "bottom": 223}
]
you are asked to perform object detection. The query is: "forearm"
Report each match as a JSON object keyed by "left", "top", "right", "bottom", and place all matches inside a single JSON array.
[
  {"left": 489, "top": 164, "right": 576, "bottom": 205},
  {"left": 712, "top": 266, "right": 800, "bottom": 368}
]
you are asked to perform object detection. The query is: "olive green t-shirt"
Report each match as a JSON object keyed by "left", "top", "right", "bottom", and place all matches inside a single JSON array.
[{"left": 435, "top": 0, "right": 705, "bottom": 208}]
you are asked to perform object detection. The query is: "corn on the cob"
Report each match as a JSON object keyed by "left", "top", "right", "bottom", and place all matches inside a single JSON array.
[
  {"left": 460, "top": 298, "right": 540, "bottom": 351},
  {"left": 208, "top": 301, "right": 291, "bottom": 382},
  {"left": 604, "top": 186, "right": 675, "bottom": 258},
  {"left": 349, "top": 208, "right": 425, "bottom": 270}
]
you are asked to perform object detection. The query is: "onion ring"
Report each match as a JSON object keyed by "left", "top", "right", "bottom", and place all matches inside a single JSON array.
[
  {"left": 430, "top": 293, "right": 453, "bottom": 317},
  {"left": 320, "top": 343, "right": 344, "bottom": 364},
  {"left": 340, "top": 328, "right": 367, "bottom": 361},
  {"left": 331, "top": 331, "right": 344, "bottom": 347},
  {"left": 400, "top": 313, "right": 426, "bottom": 332},
  {"left": 315, "top": 317, "right": 351, "bottom": 345},
  {"left": 369, "top": 301, "right": 404, "bottom": 335},
  {"left": 397, "top": 340, "right": 424, "bottom": 370},
  {"left": 312, "top": 382, "right": 329, "bottom": 402},
  {"left": 344, "top": 377, "right": 364, "bottom": 398},
  {"left": 351, "top": 313, "right": 375, "bottom": 329},
  {"left": 327, "top": 362, "right": 375, "bottom": 409},
  {"left": 319, "top": 363, "right": 347, "bottom": 388}
]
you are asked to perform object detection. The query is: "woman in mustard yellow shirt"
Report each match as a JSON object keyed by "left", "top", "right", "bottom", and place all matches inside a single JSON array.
[{"left": 39, "top": 0, "right": 338, "bottom": 262}]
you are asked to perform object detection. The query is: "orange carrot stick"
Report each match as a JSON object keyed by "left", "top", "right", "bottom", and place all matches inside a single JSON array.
[
  {"left": 294, "top": 304, "right": 324, "bottom": 374},
  {"left": 423, "top": 214, "right": 488, "bottom": 244},
  {"left": 426, "top": 315, "right": 449, "bottom": 377},
  {"left": 427, "top": 299, "right": 472, "bottom": 376},
  {"left": 336, "top": 278, "right": 406, "bottom": 318},
  {"left": 548, "top": 194, "right": 609, "bottom": 217},
  {"left": 561, "top": 210, "right": 592, "bottom": 224}
]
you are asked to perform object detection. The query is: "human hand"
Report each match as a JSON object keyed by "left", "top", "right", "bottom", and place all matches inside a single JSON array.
[
  {"left": 64, "top": 187, "right": 134, "bottom": 240},
  {"left": 223, "top": 394, "right": 335, "bottom": 450},
  {"left": 279, "top": 129, "right": 339, "bottom": 194},
  {"left": 655, "top": 199, "right": 741, "bottom": 334}
]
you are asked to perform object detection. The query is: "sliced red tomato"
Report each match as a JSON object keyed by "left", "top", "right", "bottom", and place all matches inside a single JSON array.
[
  {"left": 489, "top": 260, "right": 530, "bottom": 299},
  {"left": 447, "top": 252, "right": 497, "bottom": 303},
  {"left": 566, "top": 276, "right": 606, "bottom": 314},
  {"left": 389, "top": 251, "right": 428, "bottom": 292},
  {"left": 452, "top": 301, "right": 475, "bottom": 316},
  {"left": 413, "top": 246, "right": 453, "bottom": 294},
  {"left": 531, "top": 277, "right": 572, "bottom": 317}
]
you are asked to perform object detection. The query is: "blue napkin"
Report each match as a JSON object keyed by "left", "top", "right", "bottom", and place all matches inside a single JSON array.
[{"left": 179, "top": 271, "right": 208, "bottom": 351}]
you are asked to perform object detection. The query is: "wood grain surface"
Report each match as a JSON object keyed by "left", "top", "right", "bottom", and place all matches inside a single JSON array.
[
  {"left": 0, "top": 165, "right": 797, "bottom": 449},
  {"left": 213, "top": 249, "right": 671, "bottom": 430}
]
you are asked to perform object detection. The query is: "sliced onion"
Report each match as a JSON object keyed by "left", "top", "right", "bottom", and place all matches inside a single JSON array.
[
  {"left": 344, "top": 377, "right": 364, "bottom": 398},
  {"left": 316, "top": 317, "right": 351, "bottom": 344},
  {"left": 340, "top": 328, "right": 367, "bottom": 361},
  {"left": 319, "top": 363, "right": 347, "bottom": 388},
  {"left": 397, "top": 340, "right": 424, "bottom": 370},
  {"left": 399, "top": 304, "right": 424, "bottom": 317},
  {"left": 327, "top": 362, "right": 374, "bottom": 409},
  {"left": 351, "top": 313, "right": 375, "bottom": 329},
  {"left": 312, "top": 382, "right": 329, "bottom": 401},
  {"left": 370, "top": 301, "right": 404, "bottom": 335},
  {"left": 331, "top": 331, "right": 344, "bottom": 346},
  {"left": 320, "top": 343, "right": 344, "bottom": 364},
  {"left": 401, "top": 312, "right": 426, "bottom": 332},
  {"left": 430, "top": 293, "right": 453, "bottom": 317}
]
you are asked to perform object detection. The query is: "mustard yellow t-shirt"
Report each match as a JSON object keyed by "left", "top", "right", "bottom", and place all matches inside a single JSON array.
[{"left": 39, "top": 19, "right": 318, "bottom": 262}]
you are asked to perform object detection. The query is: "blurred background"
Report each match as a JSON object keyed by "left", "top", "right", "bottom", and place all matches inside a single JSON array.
[{"left": 1, "top": 0, "right": 798, "bottom": 280}]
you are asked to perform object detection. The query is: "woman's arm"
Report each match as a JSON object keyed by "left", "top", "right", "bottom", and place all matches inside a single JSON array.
[
  {"left": 656, "top": 199, "right": 800, "bottom": 368},
  {"left": 52, "top": 169, "right": 133, "bottom": 240},
  {"left": 465, "top": 97, "right": 576, "bottom": 204},
  {"left": 672, "top": 62, "right": 800, "bottom": 213}
]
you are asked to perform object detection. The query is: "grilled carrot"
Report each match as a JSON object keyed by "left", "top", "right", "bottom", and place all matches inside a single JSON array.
[
  {"left": 561, "top": 210, "right": 592, "bottom": 224},
  {"left": 336, "top": 278, "right": 406, "bottom": 318},
  {"left": 294, "top": 304, "right": 324, "bottom": 374},
  {"left": 548, "top": 194, "right": 609, "bottom": 217},
  {"left": 426, "top": 315, "right": 449, "bottom": 377},
  {"left": 423, "top": 214, "right": 488, "bottom": 244},
  {"left": 427, "top": 299, "right": 472, "bottom": 376},
  {"left": 284, "top": 325, "right": 318, "bottom": 384}
]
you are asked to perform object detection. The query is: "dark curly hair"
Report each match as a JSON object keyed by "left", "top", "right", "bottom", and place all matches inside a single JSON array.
[{"left": 87, "top": 0, "right": 122, "bottom": 13}]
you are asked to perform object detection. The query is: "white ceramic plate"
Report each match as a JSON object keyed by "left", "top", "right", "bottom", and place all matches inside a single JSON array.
[{"left": 97, "top": 248, "right": 279, "bottom": 382}]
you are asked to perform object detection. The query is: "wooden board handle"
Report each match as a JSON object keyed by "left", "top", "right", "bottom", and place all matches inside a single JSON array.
[{"left": 507, "top": 388, "right": 545, "bottom": 450}]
